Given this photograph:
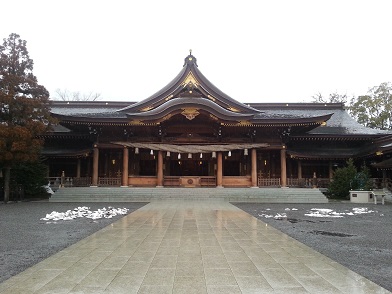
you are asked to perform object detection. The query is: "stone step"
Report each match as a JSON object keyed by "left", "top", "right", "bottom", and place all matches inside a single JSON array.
[{"left": 49, "top": 187, "right": 328, "bottom": 203}]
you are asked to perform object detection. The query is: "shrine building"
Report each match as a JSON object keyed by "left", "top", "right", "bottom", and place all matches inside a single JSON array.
[{"left": 43, "top": 53, "right": 392, "bottom": 189}]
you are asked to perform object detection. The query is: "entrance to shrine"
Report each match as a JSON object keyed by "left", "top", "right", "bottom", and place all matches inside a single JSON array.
[{"left": 169, "top": 160, "right": 209, "bottom": 176}]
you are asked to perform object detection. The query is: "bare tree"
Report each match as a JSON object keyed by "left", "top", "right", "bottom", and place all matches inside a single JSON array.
[
  {"left": 54, "top": 88, "right": 101, "bottom": 101},
  {"left": 311, "top": 92, "right": 348, "bottom": 104}
]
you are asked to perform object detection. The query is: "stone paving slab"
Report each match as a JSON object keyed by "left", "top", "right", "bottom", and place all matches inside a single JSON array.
[
  {"left": 234, "top": 202, "right": 392, "bottom": 291},
  {"left": 0, "top": 201, "right": 390, "bottom": 293}
]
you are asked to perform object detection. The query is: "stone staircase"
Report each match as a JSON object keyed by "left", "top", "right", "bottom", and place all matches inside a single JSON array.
[{"left": 49, "top": 187, "right": 329, "bottom": 203}]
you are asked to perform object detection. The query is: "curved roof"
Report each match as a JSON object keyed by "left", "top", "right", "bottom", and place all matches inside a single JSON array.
[
  {"left": 48, "top": 54, "right": 392, "bottom": 137},
  {"left": 118, "top": 53, "right": 261, "bottom": 115},
  {"left": 125, "top": 97, "right": 254, "bottom": 122}
]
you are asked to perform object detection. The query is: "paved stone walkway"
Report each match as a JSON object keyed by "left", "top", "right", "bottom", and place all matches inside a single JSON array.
[{"left": 0, "top": 201, "right": 390, "bottom": 293}]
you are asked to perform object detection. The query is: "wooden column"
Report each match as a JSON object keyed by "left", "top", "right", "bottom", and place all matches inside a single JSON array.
[
  {"left": 76, "top": 158, "right": 81, "bottom": 178},
  {"left": 329, "top": 161, "right": 333, "bottom": 180},
  {"left": 297, "top": 160, "right": 302, "bottom": 179},
  {"left": 382, "top": 170, "right": 387, "bottom": 188},
  {"left": 91, "top": 145, "right": 99, "bottom": 186},
  {"left": 216, "top": 152, "right": 223, "bottom": 188},
  {"left": 121, "top": 147, "right": 129, "bottom": 187},
  {"left": 251, "top": 148, "right": 258, "bottom": 187},
  {"left": 280, "top": 148, "right": 287, "bottom": 188},
  {"left": 157, "top": 151, "right": 163, "bottom": 187}
]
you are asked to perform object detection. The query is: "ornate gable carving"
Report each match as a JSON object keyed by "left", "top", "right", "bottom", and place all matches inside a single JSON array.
[
  {"left": 182, "top": 72, "right": 199, "bottom": 88},
  {"left": 181, "top": 108, "right": 200, "bottom": 120}
]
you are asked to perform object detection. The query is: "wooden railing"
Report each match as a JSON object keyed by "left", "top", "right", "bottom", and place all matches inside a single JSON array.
[
  {"left": 258, "top": 178, "right": 280, "bottom": 187},
  {"left": 47, "top": 177, "right": 92, "bottom": 189},
  {"left": 48, "top": 176, "right": 217, "bottom": 188},
  {"left": 316, "top": 178, "right": 331, "bottom": 188},
  {"left": 163, "top": 176, "right": 216, "bottom": 187},
  {"left": 257, "top": 177, "right": 331, "bottom": 188},
  {"left": 98, "top": 177, "right": 121, "bottom": 186},
  {"left": 73, "top": 177, "right": 92, "bottom": 187},
  {"left": 163, "top": 176, "right": 180, "bottom": 187},
  {"left": 287, "top": 178, "right": 306, "bottom": 187},
  {"left": 286, "top": 178, "right": 330, "bottom": 188},
  {"left": 370, "top": 177, "right": 392, "bottom": 190},
  {"left": 45, "top": 175, "right": 345, "bottom": 189},
  {"left": 47, "top": 177, "right": 61, "bottom": 189},
  {"left": 200, "top": 176, "right": 216, "bottom": 187}
]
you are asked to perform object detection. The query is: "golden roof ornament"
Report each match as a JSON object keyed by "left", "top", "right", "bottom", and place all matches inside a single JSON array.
[
  {"left": 184, "top": 50, "right": 198, "bottom": 67},
  {"left": 181, "top": 108, "right": 200, "bottom": 120}
]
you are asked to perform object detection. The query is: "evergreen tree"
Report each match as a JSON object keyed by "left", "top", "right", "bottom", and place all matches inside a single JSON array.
[
  {"left": 328, "top": 159, "right": 358, "bottom": 199},
  {"left": 328, "top": 159, "right": 371, "bottom": 199},
  {"left": 0, "top": 33, "right": 53, "bottom": 203}
]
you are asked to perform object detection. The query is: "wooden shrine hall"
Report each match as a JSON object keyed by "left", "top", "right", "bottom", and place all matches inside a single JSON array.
[{"left": 43, "top": 53, "right": 392, "bottom": 189}]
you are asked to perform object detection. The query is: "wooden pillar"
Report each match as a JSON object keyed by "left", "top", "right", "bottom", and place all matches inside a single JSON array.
[
  {"left": 280, "top": 148, "right": 287, "bottom": 188},
  {"left": 217, "top": 151, "right": 223, "bottom": 188},
  {"left": 60, "top": 171, "right": 65, "bottom": 188},
  {"left": 76, "top": 158, "right": 81, "bottom": 178},
  {"left": 165, "top": 152, "right": 170, "bottom": 176},
  {"left": 121, "top": 147, "right": 129, "bottom": 187},
  {"left": 157, "top": 150, "right": 164, "bottom": 187},
  {"left": 91, "top": 145, "right": 99, "bottom": 186},
  {"left": 251, "top": 148, "right": 258, "bottom": 187},
  {"left": 104, "top": 154, "right": 108, "bottom": 177},
  {"left": 297, "top": 160, "right": 302, "bottom": 179},
  {"left": 329, "top": 161, "right": 333, "bottom": 180},
  {"left": 382, "top": 170, "right": 387, "bottom": 188}
]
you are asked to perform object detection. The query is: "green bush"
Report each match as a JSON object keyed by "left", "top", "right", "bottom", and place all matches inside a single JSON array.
[
  {"left": 11, "top": 161, "right": 49, "bottom": 199},
  {"left": 353, "top": 164, "right": 372, "bottom": 191},
  {"left": 328, "top": 159, "right": 371, "bottom": 199}
]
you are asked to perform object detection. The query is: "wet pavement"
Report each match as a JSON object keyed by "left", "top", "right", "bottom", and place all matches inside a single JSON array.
[
  {"left": 234, "top": 202, "right": 392, "bottom": 292},
  {"left": 0, "top": 201, "right": 390, "bottom": 293}
]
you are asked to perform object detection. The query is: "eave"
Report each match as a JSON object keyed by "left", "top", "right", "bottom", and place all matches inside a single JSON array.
[
  {"left": 51, "top": 113, "right": 134, "bottom": 126},
  {"left": 125, "top": 97, "right": 254, "bottom": 124},
  {"left": 290, "top": 134, "right": 381, "bottom": 141},
  {"left": 249, "top": 113, "right": 333, "bottom": 127},
  {"left": 287, "top": 150, "right": 357, "bottom": 160},
  {"left": 41, "top": 148, "right": 92, "bottom": 158},
  {"left": 53, "top": 101, "right": 333, "bottom": 129},
  {"left": 38, "top": 132, "right": 91, "bottom": 139},
  {"left": 372, "top": 158, "right": 392, "bottom": 170}
]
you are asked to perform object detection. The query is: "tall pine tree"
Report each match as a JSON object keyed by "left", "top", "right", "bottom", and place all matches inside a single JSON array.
[{"left": 0, "top": 33, "right": 53, "bottom": 203}]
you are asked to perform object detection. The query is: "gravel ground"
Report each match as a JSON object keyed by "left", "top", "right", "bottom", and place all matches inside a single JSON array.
[
  {"left": 234, "top": 201, "right": 392, "bottom": 292},
  {"left": 0, "top": 201, "right": 147, "bottom": 283}
]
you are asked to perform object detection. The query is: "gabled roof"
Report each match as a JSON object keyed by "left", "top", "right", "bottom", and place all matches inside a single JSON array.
[
  {"left": 51, "top": 54, "right": 332, "bottom": 129},
  {"left": 118, "top": 53, "right": 261, "bottom": 115},
  {"left": 48, "top": 53, "right": 392, "bottom": 141}
]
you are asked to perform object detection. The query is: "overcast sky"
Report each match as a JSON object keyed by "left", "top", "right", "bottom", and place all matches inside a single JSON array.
[{"left": 1, "top": 0, "right": 391, "bottom": 104}]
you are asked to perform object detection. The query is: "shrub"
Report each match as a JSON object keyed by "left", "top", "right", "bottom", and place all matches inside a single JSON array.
[
  {"left": 11, "top": 161, "right": 49, "bottom": 199},
  {"left": 328, "top": 159, "right": 370, "bottom": 199}
]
